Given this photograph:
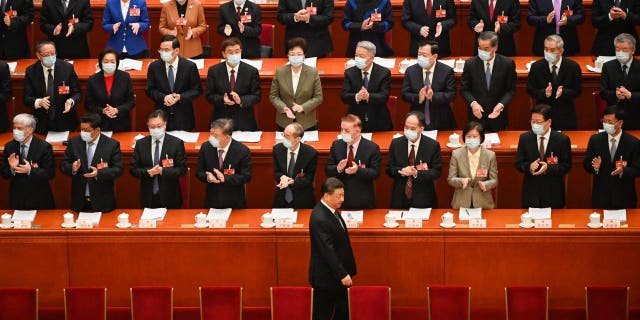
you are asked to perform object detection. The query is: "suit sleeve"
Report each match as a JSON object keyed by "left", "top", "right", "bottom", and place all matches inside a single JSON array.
[
  {"left": 431, "top": 67, "right": 456, "bottom": 105},
  {"left": 8, "top": 0, "right": 34, "bottom": 32},
  {"left": 483, "top": 151, "right": 499, "bottom": 189},
  {"left": 216, "top": 7, "right": 229, "bottom": 35},
  {"left": 69, "top": 68, "right": 82, "bottom": 106},
  {"left": 560, "top": 64, "right": 582, "bottom": 100},
  {"left": 546, "top": 135, "right": 572, "bottom": 176},
  {"left": 460, "top": 61, "right": 476, "bottom": 105},
  {"left": 526, "top": 65, "right": 549, "bottom": 102},
  {"left": 446, "top": 152, "right": 464, "bottom": 188},
  {"left": 39, "top": 0, "right": 57, "bottom": 36},
  {"left": 401, "top": 0, "right": 423, "bottom": 37},
  {"left": 325, "top": 144, "right": 342, "bottom": 177},
  {"left": 102, "top": 4, "right": 115, "bottom": 32},
  {"left": 499, "top": 0, "right": 521, "bottom": 35},
  {"left": 599, "top": 66, "right": 617, "bottom": 105},
  {"left": 567, "top": 0, "right": 585, "bottom": 26},
  {"left": 341, "top": 70, "right": 357, "bottom": 104},
  {"left": 385, "top": 140, "right": 404, "bottom": 178},
  {"left": 196, "top": 145, "right": 209, "bottom": 183},
  {"left": 355, "top": 144, "right": 381, "bottom": 180},
  {"left": 276, "top": 0, "right": 296, "bottom": 25},
  {"left": 269, "top": 72, "right": 288, "bottom": 113},
  {"left": 60, "top": 141, "right": 77, "bottom": 176},
  {"left": 515, "top": 136, "right": 533, "bottom": 174},
  {"left": 130, "top": 144, "right": 151, "bottom": 179},
  {"left": 441, "top": 0, "right": 457, "bottom": 30},
  {"left": 161, "top": 141, "right": 187, "bottom": 178},
  {"left": 273, "top": 146, "right": 286, "bottom": 181},
  {"left": 499, "top": 59, "right": 517, "bottom": 107},
  {"left": 241, "top": 6, "right": 262, "bottom": 38},
  {"left": 310, "top": 219, "right": 349, "bottom": 279},
  {"left": 0, "top": 64, "right": 11, "bottom": 106},
  {"left": 158, "top": 6, "right": 173, "bottom": 35},
  {"left": 206, "top": 67, "right": 225, "bottom": 107},
  {"left": 23, "top": 67, "right": 38, "bottom": 108},
  {"left": 401, "top": 68, "right": 420, "bottom": 105},
  {"left": 467, "top": 1, "right": 481, "bottom": 29},
  {"left": 145, "top": 65, "right": 167, "bottom": 104},
  {"left": 1, "top": 147, "right": 13, "bottom": 179},
  {"left": 96, "top": 141, "right": 123, "bottom": 181},
  {"left": 117, "top": 74, "right": 136, "bottom": 113},
  {"left": 415, "top": 142, "right": 441, "bottom": 182},
  {"left": 223, "top": 147, "right": 252, "bottom": 186},
  {"left": 29, "top": 143, "right": 56, "bottom": 181},
  {"left": 583, "top": 136, "right": 598, "bottom": 174},
  {"left": 526, "top": 0, "right": 548, "bottom": 26},
  {"left": 292, "top": 149, "right": 317, "bottom": 189},
  {"left": 591, "top": 0, "right": 609, "bottom": 28},
  {"left": 190, "top": 4, "right": 208, "bottom": 37},
  {"left": 240, "top": 68, "right": 261, "bottom": 108},
  {"left": 342, "top": 1, "right": 362, "bottom": 30},
  {"left": 309, "top": 0, "right": 334, "bottom": 27},
  {"left": 621, "top": 139, "right": 640, "bottom": 180},
  {"left": 367, "top": 68, "right": 390, "bottom": 105},
  {"left": 179, "top": 63, "right": 203, "bottom": 102},
  {"left": 73, "top": 0, "right": 94, "bottom": 35},
  {"left": 301, "top": 71, "right": 323, "bottom": 113}
]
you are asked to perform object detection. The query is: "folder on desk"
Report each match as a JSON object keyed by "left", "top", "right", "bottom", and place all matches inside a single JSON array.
[
  {"left": 141, "top": 208, "right": 167, "bottom": 221},
  {"left": 12, "top": 210, "right": 36, "bottom": 222}
]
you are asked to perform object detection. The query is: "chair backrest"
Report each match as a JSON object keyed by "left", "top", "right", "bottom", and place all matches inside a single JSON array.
[
  {"left": 259, "top": 24, "right": 275, "bottom": 58},
  {"left": 27, "top": 22, "right": 34, "bottom": 56},
  {"left": 7, "top": 97, "right": 15, "bottom": 123},
  {"left": 142, "top": 25, "right": 152, "bottom": 52},
  {"left": 200, "top": 25, "right": 211, "bottom": 58},
  {"left": 586, "top": 286, "right": 630, "bottom": 320},
  {"left": 348, "top": 286, "right": 391, "bottom": 320},
  {"left": 0, "top": 288, "right": 38, "bottom": 320},
  {"left": 427, "top": 286, "right": 471, "bottom": 320},
  {"left": 64, "top": 287, "right": 107, "bottom": 320},
  {"left": 200, "top": 286, "right": 242, "bottom": 320},
  {"left": 385, "top": 31, "right": 392, "bottom": 47},
  {"left": 179, "top": 167, "right": 191, "bottom": 208},
  {"left": 130, "top": 286, "right": 173, "bottom": 320},
  {"left": 386, "top": 96, "right": 397, "bottom": 128},
  {"left": 270, "top": 287, "right": 313, "bottom": 320},
  {"left": 505, "top": 286, "right": 549, "bottom": 320},
  {"left": 593, "top": 90, "right": 608, "bottom": 125}
]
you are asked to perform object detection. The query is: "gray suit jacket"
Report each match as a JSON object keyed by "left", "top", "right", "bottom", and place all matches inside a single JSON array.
[
  {"left": 447, "top": 146, "right": 498, "bottom": 209},
  {"left": 270, "top": 64, "right": 323, "bottom": 129}
]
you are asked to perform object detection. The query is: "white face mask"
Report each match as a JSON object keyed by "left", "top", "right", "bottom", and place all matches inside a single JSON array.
[
  {"left": 616, "top": 51, "right": 630, "bottom": 65},
  {"left": 209, "top": 136, "right": 220, "bottom": 148},
  {"left": 233, "top": 0, "right": 245, "bottom": 6},
  {"left": 478, "top": 49, "right": 491, "bottom": 62},
  {"left": 603, "top": 122, "right": 617, "bottom": 135},
  {"left": 80, "top": 131, "right": 93, "bottom": 142},
  {"left": 102, "top": 63, "right": 117, "bottom": 74},
  {"left": 341, "top": 133, "right": 353, "bottom": 144},
  {"left": 13, "top": 129, "right": 25, "bottom": 142},
  {"left": 42, "top": 55, "right": 56, "bottom": 68},
  {"left": 159, "top": 50, "right": 174, "bottom": 63},
  {"left": 404, "top": 129, "right": 419, "bottom": 141},
  {"left": 226, "top": 53, "right": 241, "bottom": 67},
  {"left": 544, "top": 51, "right": 557, "bottom": 64},
  {"left": 176, "top": 0, "right": 186, "bottom": 4},
  {"left": 531, "top": 123, "right": 546, "bottom": 136},
  {"left": 149, "top": 127, "right": 165, "bottom": 140},
  {"left": 282, "top": 138, "right": 294, "bottom": 149},
  {"left": 288, "top": 55, "right": 304, "bottom": 67},
  {"left": 417, "top": 56, "right": 432, "bottom": 69},
  {"left": 354, "top": 57, "right": 367, "bottom": 70},
  {"left": 466, "top": 137, "right": 481, "bottom": 149}
]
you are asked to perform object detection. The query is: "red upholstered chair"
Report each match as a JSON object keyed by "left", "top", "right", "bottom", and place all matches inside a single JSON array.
[
  {"left": 179, "top": 167, "right": 191, "bottom": 208},
  {"left": 200, "top": 24, "right": 211, "bottom": 58},
  {"left": 427, "top": 285, "right": 471, "bottom": 320},
  {"left": 505, "top": 286, "right": 549, "bottom": 320},
  {"left": 270, "top": 286, "right": 313, "bottom": 320},
  {"left": 64, "top": 287, "right": 107, "bottom": 320},
  {"left": 6, "top": 97, "right": 15, "bottom": 122},
  {"left": 593, "top": 90, "right": 608, "bottom": 125},
  {"left": 386, "top": 96, "right": 397, "bottom": 128},
  {"left": 259, "top": 24, "right": 275, "bottom": 58},
  {"left": 0, "top": 288, "right": 38, "bottom": 320},
  {"left": 130, "top": 286, "right": 173, "bottom": 320},
  {"left": 199, "top": 286, "right": 242, "bottom": 320},
  {"left": 348, "top": 286, "right": 391, "bottom": 320},
  {"left": 586, "top": 286, "right": 630, "bottom": 320}
]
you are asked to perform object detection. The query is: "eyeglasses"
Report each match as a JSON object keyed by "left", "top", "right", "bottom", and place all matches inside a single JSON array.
[
  {"left": 530, "top": 120, "right": 548, "bottom": 125},
  {"left": 602, "top": 119, "right": 618, "bottom": 125}
]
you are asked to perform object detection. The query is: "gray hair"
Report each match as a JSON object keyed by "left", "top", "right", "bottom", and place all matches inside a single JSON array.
[
  {"left": 614, "top": 33, "right": 636, "bottom": 50},
  {"left": 544, "top": 34, "right": 565, "bottom": 50},
  {"left": 13, "top": 113, "right": 36, "bottom": 129},
  {"left": 285, "top": 122, "right": 305, "bottom": 139},
  {"left": 356, "top": 41, "right": 376, "bottom": 56},
  {"left": 210, "top": 118, "right": 234, "bottom": 136},
  {"left": 478, "top": 31, "right": 499, "bottom": 47}
]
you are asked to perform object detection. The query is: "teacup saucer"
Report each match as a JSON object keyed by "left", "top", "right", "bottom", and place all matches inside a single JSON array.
[
  {"left": 440, "top": 222, "right": 456, "bottom": 228},
  {"left": 61, "top": 222, "right": 76, "bottom": 228},
  {"left": 383, "top": 222, "right": 399, "bottom": 228},
  {"left": 0, "top": 223, "right": 13, "bottom": 229},
  {"left": 116, "top": 222, "right": 132, "bottom": 228},
  {"left": 194, "top": 223, "right": 209, "bottom": 229},
  {"left": 519, "top": 222, "right": 535, "bottom": 228},
  {"left": 260, "top": 222, "right": 275, "bottom": 228},
  {"left": 588, "top": 222, "right": 603, "bottom": 229},
  {"left": 446, "top": 143, "right": 462, "bottom": 149}
]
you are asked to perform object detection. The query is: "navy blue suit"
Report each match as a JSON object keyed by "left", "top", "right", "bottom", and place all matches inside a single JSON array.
[{"left": 402, "top": 61, "right": 456, "bottom": 130}]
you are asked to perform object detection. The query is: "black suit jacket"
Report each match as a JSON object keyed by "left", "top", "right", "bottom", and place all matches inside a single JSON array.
[
  {"left": 526, "top": 58, "right": 582, "bottom": 130},
  {"left": 277, "top": 0, "right": 334, "bottom": 57},
  {"left": 206, "top": 61, "right": 261, "bottom": 131},
  {"left": 196, "top": 139, "right": 252, "bottom": 208},
  {"left": 60, "top": 134, "right": 123, "bottom": 212},
  {"left": 308, "top": 201, "right": 356, "bottom": 289},
  {"left": 461, "top": 54, "right": 516, "bottom": 131},
  {"left": 515, "top": 130, "right": 572, "bottom": 208},
  {"left": 584, "top": 131, "right": 640, "bottom": 209},
  {"left": 526, "top": 0, "right": 584, "bottom": 56},
  {"left": 39, "top": 0, "right": 93, "bottom": 59},
  {"left": 600, "top": 59, "right": 640, "bottom": 129},
  {"left": 401, "top": 0, "right": 456, "bottom": 57},
  {"left": 23, "top": 60, "right": 81, "bottom": 134},
  {"left": 342, "top": 63, "right": 392, "bottom": 132},
  {"left": 0, "top": 61, "right": 11, "bottom": 132},
  {"left": 272, "top": 142, "right": 318, "bottom": 209},
  {"left": 217, "top": 1, "right": 262, "bottom": 58},
  {"left": 402, "top": 62, "right": 456, "bottom": 130},
  {"left": 591, "top": 0, "right": 640, "bottom": 56},
  {"left": 342, "top": 0, "right": 394, "bottom": 57},
  {"left": 386, "top": 135, "right": 442, "bottom": 208},
  {"left": 130, "top": 134, "right": 187, "bottom": 208},
  {"left": 326, "top": 138, "right": 381, "bottom": 209},
  {"left": 467, "top": 0, "right": 520, "bottom": 56},
  {"left": 146, "top": 58, "right": 202, "bottom": 131},
  {"left": 0, "top": 0, "right": 34, "bottom": 59},
  {"left": 85, "top": 70, "right": 135, "bottom": 132},
  {"left": 1, "top": 136, "right": 55, "bottom": 209}
]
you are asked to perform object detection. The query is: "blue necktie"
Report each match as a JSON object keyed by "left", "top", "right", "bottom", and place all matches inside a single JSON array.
[
  {"left": 153, "top": 140, "right": 160, "bottom": 194},
  {"left": 424, "top": 71, "right": 431, "bottom": 125},
  {"left": 85, "top": 142, "right": 95, "bottom": 196},
  {"left": 168, "top": 65, "right": 175, "bottom": 92},
  {"left": 285, "top": 151, "right": 295, "bottom": 203},
  {"left": 485, "top": 62, "right": 491, "bottom": 90}
]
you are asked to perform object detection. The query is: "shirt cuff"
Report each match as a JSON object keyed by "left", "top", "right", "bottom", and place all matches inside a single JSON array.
[{"left": 34, "top": 99, "right": 41, "bottom": 109}]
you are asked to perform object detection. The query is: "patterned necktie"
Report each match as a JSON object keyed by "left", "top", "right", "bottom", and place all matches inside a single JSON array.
[
  {"left": 424, "top": 71, "right": 431, "bottom": 125},
  {"left": 362, "top": 71, "right": 369, "bottom": 89},
  {"left": 230, "top": 69, "right": 236, "bottom": 91},
  {"left": 168, "top": 65, "right": 175, "bottom": 92},
  {"left": 285, "top": 151, "right": 296, "bottom": 203},
  {"left": 47, "top": 69, "right": 56, "bottom": 120},
  {"left": 153, "top": 140, "right": 160, "bottom": 194},
  {"left": 86, "top": 142, "right": 94, "bottom": 196},
  {"left": 236, "top": 6, "right": 242, "bottom": 16},
  {"left": 426, "top": 0, "right": 432, "bottom": 16},
  {"left": 539, "top": 136, "right": 546, "bottom": 161},
  {"left": 551, "top": 65, "right": 558, "bottom": 86},
  {"left": 489, "top": 0, "right": 494, "bottom": 20},
  {"left": 405, "top": 144, "right": 415, "bottom": 200},
  {"left": 610, "top": 138, "right": 617, "bottom": 161},
  {"left": 485, "top": 62, "right": 491, "bottom": 90},
  {"left": 218, "top": 149, "right": 224, "bottom": 169},
  {"left": 554, "top": 0, "right": 561, "bottom": 33},
  {"left": 347, "top": 145, "right": 354, "bottom": 168},
  {"left": 20, "top": 144, "right": 27, "bottom": 161}
]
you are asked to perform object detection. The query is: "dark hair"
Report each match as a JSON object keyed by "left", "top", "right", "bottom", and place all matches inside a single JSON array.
[
  {"left": 478, "top": 31, "right": 499, "bottom": 47},
  {"left": 417, "top": 40, "right": 439, "bottom": 55},
  {"left": 80, "top": 113, "right": 102, "bottom": 129},
  {"left": 321, "top": 177, "right": 344, "bottom": 195},
  {"left": 210, "top": 118, "right": 234, "bottom": 135},
  {"left": 98, "top": 48, "right": 120, "bottom": 70},
  {"left": 603, "top": 105, "right": 625, "bottom": 121},
  {"left": 405, "top": 111, "right": 426, "bottom": 128},
  {"left": 531, "top": 104, "right": 553, "bottom": 121},
  {"left": 462, "top": 121, "right": 485, "bottom": 143},
  {"left": 35, "top": 40, "right": 55, "bottom": 54},
  {"left": 221, "top": 37, "right": 242, "bottom": 52},
  {"left": 146, "top": 109, "right": 167, "bottom": 122},
  {"left": 341, "top": 114, "right": 362, "bottom": 129},
  {"left": 286, "top": 37, "right": 308, "bottom": 55},
  {"left": 160, "top": 35, "right": 180, "bottom": 49}
]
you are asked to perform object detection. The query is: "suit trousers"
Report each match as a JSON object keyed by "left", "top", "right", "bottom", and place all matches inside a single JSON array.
[{"left": 313, "top": 286, "right": 348, "bottom": 320}]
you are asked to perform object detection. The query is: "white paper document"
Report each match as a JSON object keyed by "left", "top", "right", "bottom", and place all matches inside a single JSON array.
[
  {"left": 207, "top": 208, "right": 232, "bottom": 221},
  {"left": 167, "top": 130, "right": 200, "bottom": 143},
  {"left": 528, "top": 207, "right": 552, "bottom": 220},
  {"left": 7, "top": 62, "right": 17, "bottom": 73},
  {"left": 373, "top": 57, "right": 396, "bottom": 69},
  {"left": 232, "top": 131, "right": 263, "bottom": 142},
  {"left": 141, "top": 208, "right": 167, "bottom": 221},
  {"left": 101, "top": 131, "right": 113, "bottom": 138},
  {"left": 341, "top": 210, "right": 364, "bottom": 223},
  {"left": 188, "top": 59, "right": 205, "bottom": 70},
  {"left": 119, "top": 58, "right": 143, "bottom": 71},
  {"left": 405, "top": 207, "right": 431, "bottom": 220},
  {"left": 439, "top": 59, "right": 456, "bottom": 69},
  {"left": 242, "top": 59, "right": 263, "bottom": 70},
  {"left": 458, "top": 208, "right": 482, "bottom": 221},
  {"left": 423, "top": 130, "right": 438, "bottom": 141},
  {"left": 78, "top": 212, "right": 102, "bottom": 225},
  {"left": 12, "top": 210, "right": 36, "bottom": 222},
  {"left": 484, "top": 133, "right": 501, "bottom": 145},
  {"left": 604, "top": 209, "right": 627, "bottom": 222},
  {"left": 275, "top": 130, "right": 319, "bottom": 142},
  {"left": 46, "top": 131, "right": 70, "bottom": 143},
  {"left": 387, "top": 210, "right": 405, "bottom": 221},
  {"left": 134, "top": 134, "right": 146, "bottom": 141},
  {"left": 271, "top": 208, "right": 297, "bottom": 222}
]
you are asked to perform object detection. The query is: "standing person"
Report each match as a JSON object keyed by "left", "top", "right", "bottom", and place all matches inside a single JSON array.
[
  {"left": 309, "top": 177, "right": 356, "bottom": 320},
  {"left": 342, "top": 0, "right": 394, "bottom": 57},
  {"left": 277, "top": 0, "right": 334, "bottom": 57},
  {"left": 401, "top": 0, "right": 456, "bottom": 57},
  {"left": 526, "top": 0, "right": 584, "bottom": 56},
  {"left": 0, "top": 0, "right": 34, "bottom": 59},
  {"left": 39, "top": 0, "right": 93, "bottom": 59},
  {"left": 217, "top": 0, "right": 262, "bottom": 58},
  {"left": 591, "top": 0, "right": 640, "bottom": 56},
  {"left": 468, "top": 0, "right": 520, "bottom": 56},
  {"left": 159, "top": 0, "right": 207, "bottom": 59},
  {"left": 102, "top": 0, "right": 151, "bottom": 59},
  {"left": 0, "top": 60, "right": 11, "bottom": 132}
]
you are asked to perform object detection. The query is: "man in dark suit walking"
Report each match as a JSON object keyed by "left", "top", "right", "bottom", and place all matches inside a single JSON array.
[
  {"left": 130, "top": 110, "right": 187, "bottom": 208},
  {"left": 515, "top": 104, "right": 572, "bottom": 208},
  {"left": 196, "top": 118, "right": 252, "bottom": 209},
  {"left": 584, "top": 105, "right": 640, "bottom": 209},
  {"left": 0, "top": 0, "right": 34, "bottom": 59},
  {"left": 468, "top": 0, "right": 520, "bottom": 56},
  {"left": 277, "top": 0, "right": 334, "bottom": 57},
  {"left": 591, "top": 0, "right": 640, "bottom": 56},
  {"left": 0, "top": 60, "right": 11, "bottom": 132},
  {"left": 272, "top": 122, "right": 317, "bottom": 209},
  {"left": 600, "top": 33, "right": 640, "bottom": 129},
  {"left": 1, "top": 113, "right": 55, "bottom": 209},
  {"left": 402, "top": 40, "right": 456, "bottom": 130},
  {"left": 342, "top": 41, "right": 392, "bottom": 132},
  {"left": 326, "top": 114, "right": 381, "bottom": 209},
  {"left": 309, "top": 177, "right": 356, "bottom": 320},
  {"left": 526, "top": 0, "right": 584, "bottom": 56},
  {"left": 461, "top": 31, "right": 516, "bottom": 132},
  {"left": 527, "top": 35, "right": 582, "bottom": 130},
  {"left": 207, "top": 37, "right": 261, "bottom": 131},
  {"left": 217, "top": 0, "right": 262, "bottom": 59},
  {"left": 23, "top": 40, "right": 81, "bottom": 134},
  {"left": 146, "top": 35, "right": 202, "bottom": 132},
  {"left": 60, "top": 113, "right": 123, "bottom": 212},
  {"left": 39, "top": 0, "right": 93, "bottom": 59},
  {"left": 401, "top": 0, "right": 456, "bottom": 57}
]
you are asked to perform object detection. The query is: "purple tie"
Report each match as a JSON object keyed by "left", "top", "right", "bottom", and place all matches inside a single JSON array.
[{"left": 554, "top": 0, "right": 562, "bottom": 34}]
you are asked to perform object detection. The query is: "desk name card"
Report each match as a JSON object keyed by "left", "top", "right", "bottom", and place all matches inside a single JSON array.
[
  {"left": 75, "top": 219, "right": 93, "bottom": 229},
  {"left": 210, "top": 219, "right": 227, "bottom": 228},
  {"left": 469, "top": 218, "right": 487, "bottom": 228},
  {"left": 346, "top": 219, "right": 358, "bottom": 228},
  {"left": 534, "top": 219, "right": 552, "bottom": 228},
  {"left": 405, "top": 218, "right": 423, "bottom": 228},
  {"left": 14, "top": 220, "right": 31, "bottom": 229},
  {"left": 139, "top": 219, "right": 157, "bottom": 228},
  {"left": 275, "top": 219, "right": 293, "bottom": 228},
  {"left": 603, "top": 219, "right": 621, "bottom": 228}
]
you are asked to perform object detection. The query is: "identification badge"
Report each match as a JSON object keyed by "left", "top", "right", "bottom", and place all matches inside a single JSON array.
[
  {"left": 240, "top": 14, "right": 252, "bottom": 23},
  {"left": 176, "top": 17, "right": 187, "bottom": 26},
  {"left": 5, "top": 10, "right": 17, "bottom": 18},
  {"left": 497, "top": 15, "right": 508, "bottom": 23},
  {"left": 546, "top": 156, "right": 558, "bottom": 165},
  {"left": 295, "top": 172, "right": 305, "bottom": 178},
  {"left": 616, "top": 160, "right": 627, "bottom": 168},
  {"left": 370, "top": 12, "right": 382, "bottom": 22},
  {"left": 58, "top": 84, "right": 70, "bottom": 95},
  {"left": 68, "top": 17, "right": 79, "bottom": 24},
  {"left": 129, "top": 7, "right": 140, "bottom": 16},
  {"left": 416, "top": 162, "right": 429, "bottom": 171},
  {"left": 223, "top": 167, "right": 235, "bottom": 175},
  {"left": 476, "top": 167, "right": 488, "bottom": 178},
  {"left": 435, "top": 9, "right": 446, "bottom": 18},
  {"left": 96, "top": 162, "right": 109, "bottom": 170},
  {"left": 306, "top": 5, "right": 317, "bottom": 15},
  {"left": 161, "top": 158, "right": 174, "bottom": 167}
]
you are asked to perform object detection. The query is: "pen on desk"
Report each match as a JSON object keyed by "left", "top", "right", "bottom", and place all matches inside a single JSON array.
[
  {"left": 465, "top": 208, "right": 470, "bottom": 218},
  {"left": 347, "top": 212, "right": 354, "bottom": 220}
]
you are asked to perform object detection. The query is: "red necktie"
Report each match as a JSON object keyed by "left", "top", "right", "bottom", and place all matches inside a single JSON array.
[
  {"left": 347, "top": 145, "right": 354, "bottom": 168},
  {"left": 230, "top": 69, "right": 236, "bottom": 91},
  {"left": 489, "top": 0, "right": 495, "bottom": 21},
  {"left": 236, "top": 6, "right": 242, "bottom": 16},
  {"left": 426, "top": 0, "right": 432, "bottom": 17}
]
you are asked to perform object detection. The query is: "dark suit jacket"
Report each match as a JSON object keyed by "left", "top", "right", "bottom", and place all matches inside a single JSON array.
[
  {"left": 60, "top": 134, "right": 123, "bottom": 212},
  {"left": 402, "top": 62, "right": 456, "bottom": 130},
  {"left": 277, "top": 0, "right": 334, "bottom": 57},
  {"left": 23, "top": 59, "right": 81, "bottom": 134},
  {"left": 326, "top": 138, "right": 381, "bottom": 209},
  {"left": 272, "top": 142, "right": 318, "bottom": 209},
  {"left": 308, "top": 201, "right": 356, "bottom": 289},
  {"left": 1, "top": 136, "right": 55, "bottom": 209},
  {"left": 342, "top": 0, "right": 394, "bottom": 57},
  {"left": 196, "top": 139, "right": 252, "bottom": 208},
  {"left": 386, "top": 135, "right": 442, "bottom": 208},
  {"left": 584, "top": 131, "right": 640, "bottom": 209},
  {"left": 130, "top": 134, "right": 186, "bottom": 208},
  {"left": 146, "top": 58, "right": 202, "bottom": 131},
  {"left": 39, "top": 0, "right": 93, "bottom": 59},
  {"left": 526, "top": 58, "right": 582, "bottom": 130},
  {"left": 401, "top": 0, "right": 456, "bottom": 57},
  {"left": 0, "top": 61, "right": 11, "bottom": 132},
  {"left": 342, "top": 63, "right": 392, "bottom": 132},
  {"left": 600, "top": 59, "right": 640, "bottom": 129},
  {"left": 526, "top": 0, "right": 584, "bottom": 56},
  {"left": 0, "top": 0, "right": 34, "bottom": 59},
  {"left": 206, "top": 61, "right": 261, "bottom": 131},
  {"left": 515, "top": 130, "right": 572, "bottom": 208},
  {"left": 85, "top": 70, "right": 135, "bottom": 132},
  {"left": 217, "top": 1, "right": 262, "bottom": 58},
  {"left": 461, "top": 54, "right": 516, "bottom": 131},
  {"left": 467, "top": 0, "right": 520, "bottom": 56},
  {"left": 591, "top": 0, "right": 640, "bottom": 56}
]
